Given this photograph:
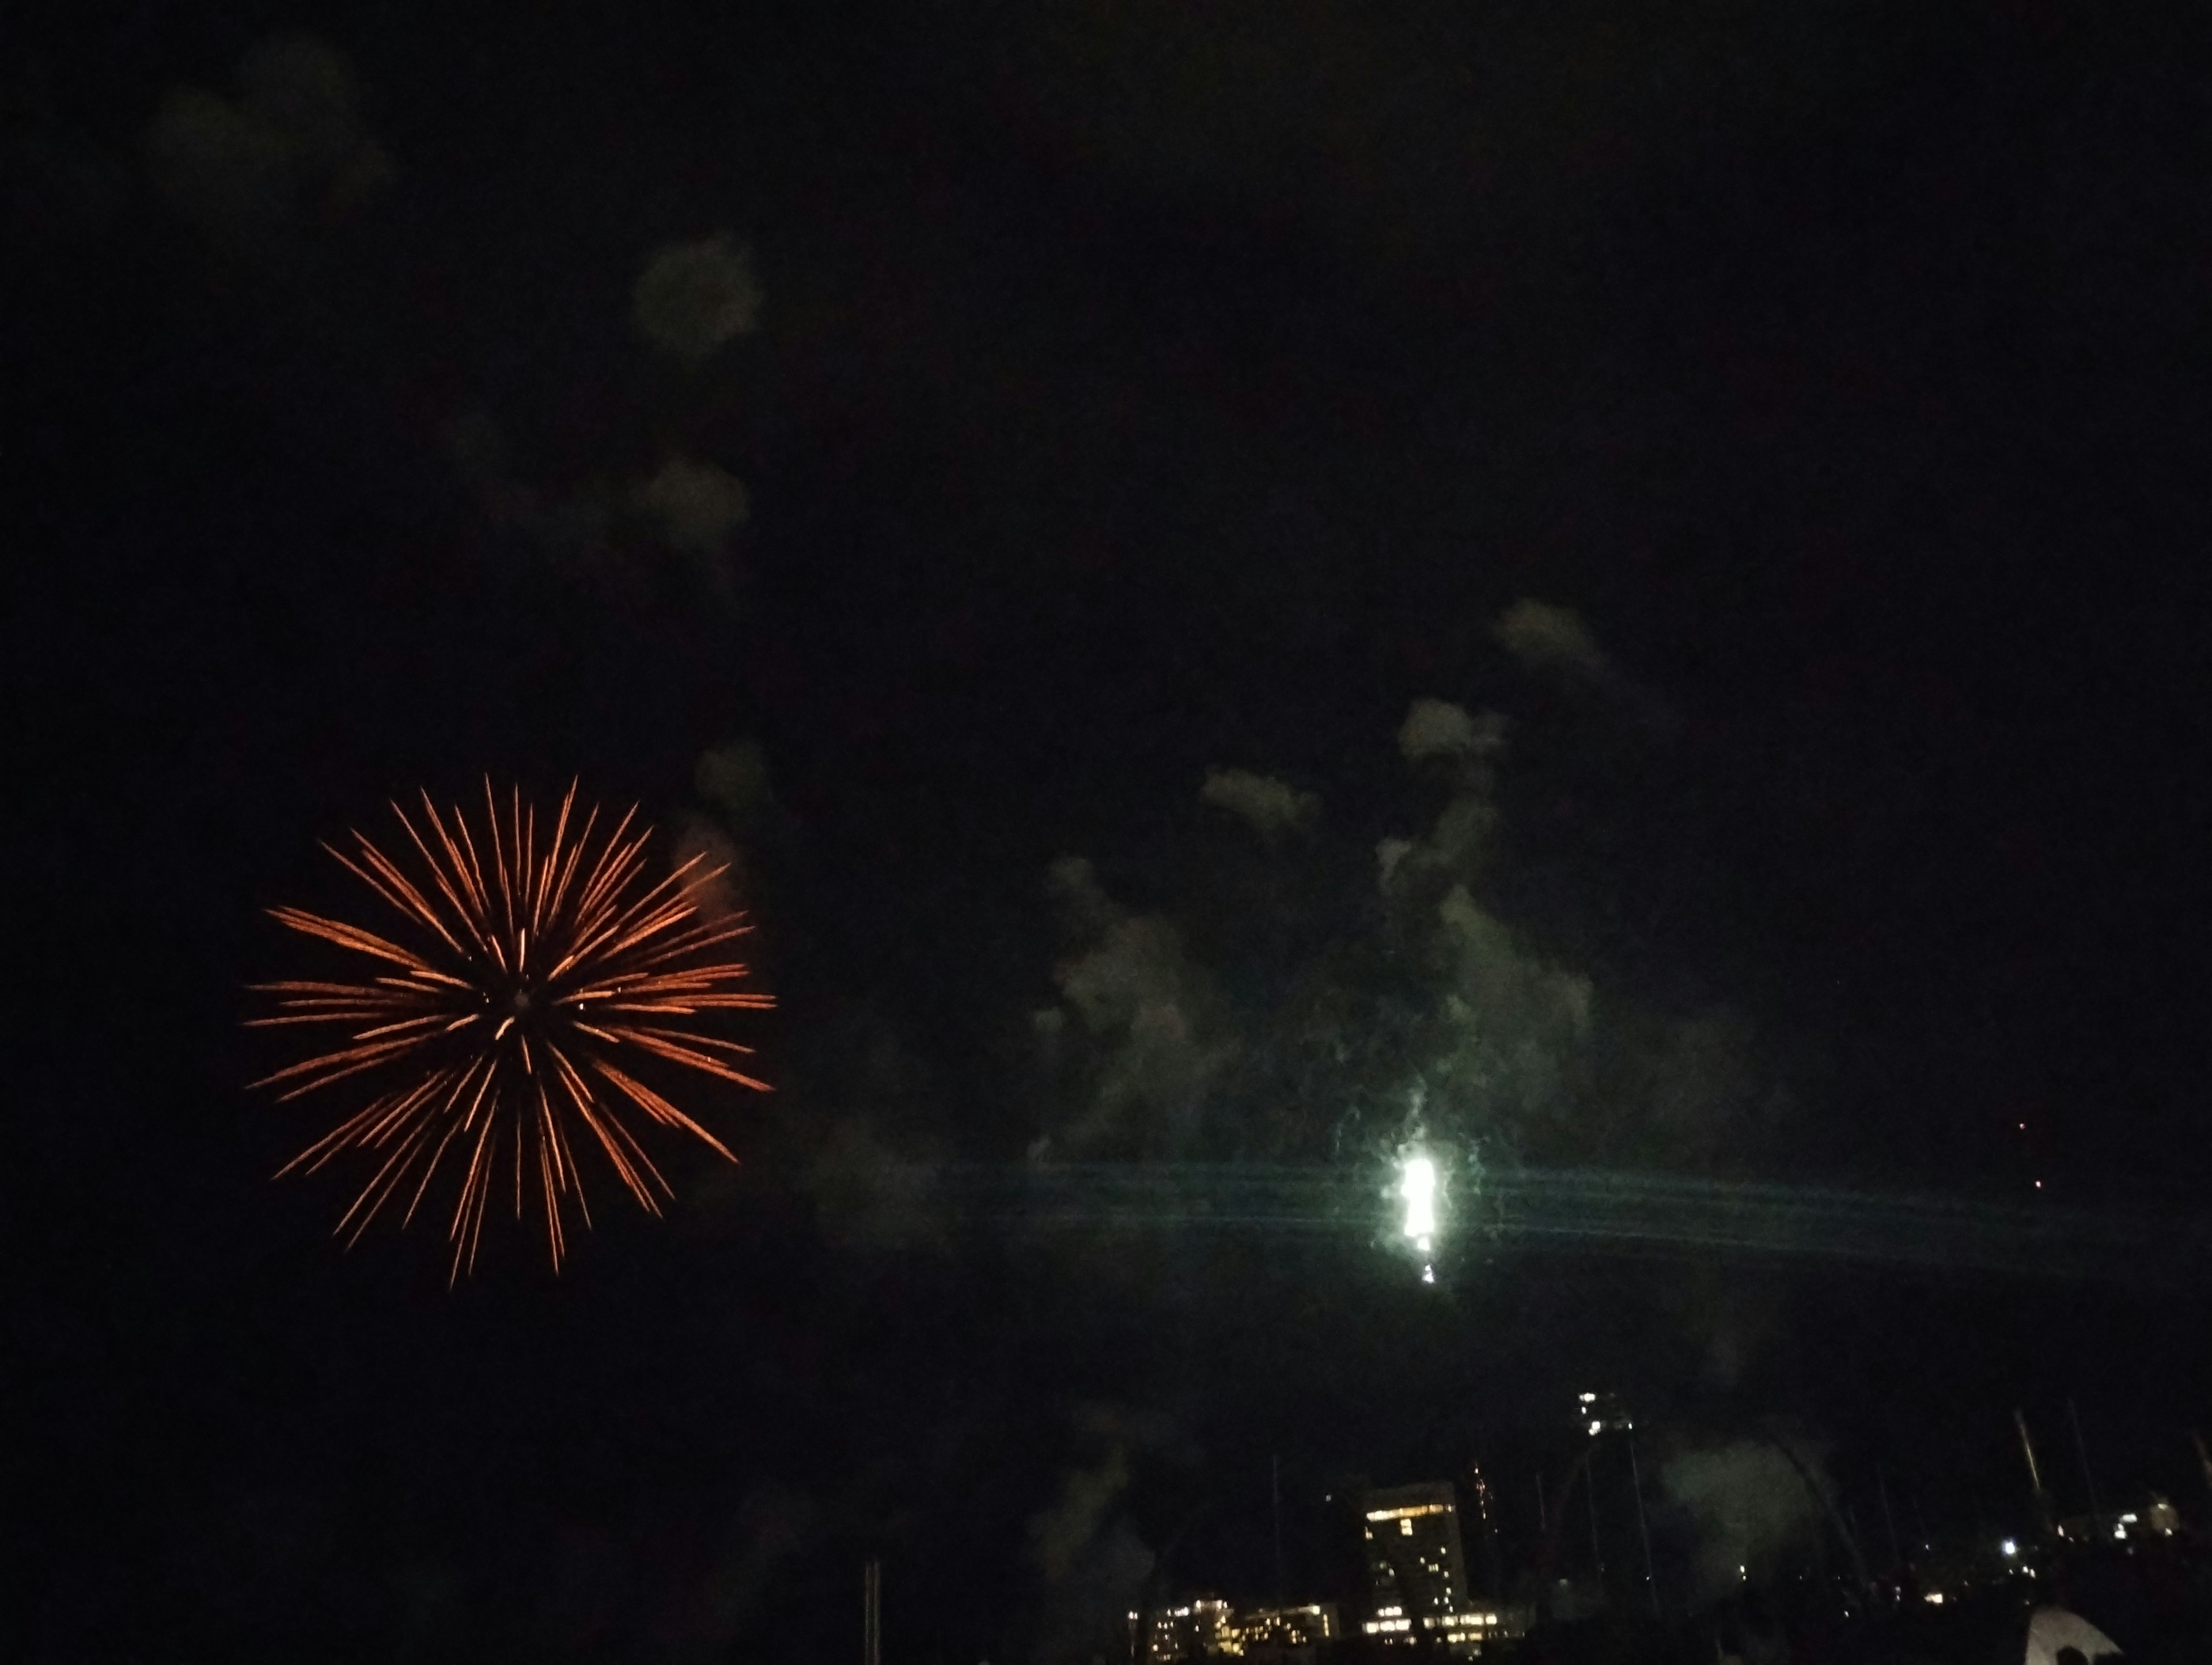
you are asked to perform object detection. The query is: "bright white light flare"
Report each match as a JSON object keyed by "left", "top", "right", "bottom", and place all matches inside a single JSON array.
[{"left": 1400, "top": 1153, "right": 1437, "bottom": 1251}]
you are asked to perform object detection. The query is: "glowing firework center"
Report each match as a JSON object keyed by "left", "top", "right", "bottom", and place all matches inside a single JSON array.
[{"left": 1399, "top": 1152, "right": 1440, "bottom": 1282}]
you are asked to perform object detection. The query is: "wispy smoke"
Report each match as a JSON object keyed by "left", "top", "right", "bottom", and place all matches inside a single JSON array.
[
  {"left": 1199, "top": 768, "right": 1319, "bottom": 843},
  {"left": 1377, "top": 699, "right": 1506, "bottom": 899},
  {"left": 801, "top": 1114, "right": 952, "bottom": 1254},
  {"left": 1031, "top": 682, "right": 1791, "bottom": 1179},
  {"left": 145, "top": 33, "right": 393, "bottom": 255},
  {"left": 1028, "top": 1432, "right": 1132, "bottom": 1584},
  {"left": 632, "top": 233, "right": 762, "bottom": 364},
  {"left": 1026, "top": 1406, "right": 1164, "bottom": 1664},
  {"left": 440, "top": 414, "right": 755, "bottom": 594},
  {"left": 1494, "top": 598, "right": 1613, "bottom": 687},
  {"left": 695, "top": 739, "right": 787, "bottom": 843},
  {"left": 438, "top": 405, "right": 630, "bottom": 575},
  {"left": 1430, "top": 883, "right": 1594, "bottom": 1125},
  {"left": 1661, "top": 1437, "right": 1828, "bottom": 1605},
  {"left": 633, "top": 455, "right": 752, "bottom": 592},
  {"left": 634, "top": 457, "right": 751, "bottom": 556},
  {"left": 669, "top": 1484, "right": 819, "bottom": 1660},
  {"left": 772, "top": 1000, "right": 962, "bottom": 1256},
  {"left": 1398, "top": 697, "right": 1508, "bottom": 764},
  {"left": 1034, "top": 858, "right": 1237, "bottom": 1159},
  {"left": 1376, "top": 700, "right": 1600, "bottom": 1155},
  {"left": 1494, "top": 598, "right": 1676, "bottom": 734},
  {"left": 1379, "top": 697, "right": 1777, "bottom": 1165},
  {"left": 671, "top": 816, "right": 747, "bottom": 921}
]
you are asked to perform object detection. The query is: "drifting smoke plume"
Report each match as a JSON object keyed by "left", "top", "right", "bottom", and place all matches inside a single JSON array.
[
  {"left": 1661, "top": 1438, "right": 1828, "bottom": 1604},
  {"left": 437, "top": 404, "right": 635, "bottom": 577},
  {"left": 435, "top": 232, "right": 766, "bottom": 580},
  {"left": 670, "top": 816, "right": 745, "bottom": 921},
  {"left": 778, "top": 1000, "right": 960, "bottom": 1255},
  {"left": 695, "top": 739, "right": 787, "bottom": 843},
  {"left": 634, "top": 457, "right": 751, "bottom": 556},
  {"left": 1495, "top": 597, "right": 1677, "bottom": 734},
  {"left": 632, "top": 233, "right": 761, "bottom": 363},
  {"left": 145, "top": 34, "right": 393, "bottom": 255},
  {"left": 1494, "top": 598, "right": 1613, "bottom": 687},
  {"left": 1031, "top": 618, "right": 1793, "bottom": 1181},
  {"left": 1035, "top": 859, "right": 1236, "bottom": 1159},
  {"left": 1025, "top": 1407, "right": 1162, "bottom": 1664},
  {"left": 677, "top": 1484, "right": 820, "bottom": 1659},
  {"left": 633, "top": 455, "right": 751, "bottom": 593},
  {"left": 1380, "top": 695, "right": 1781, "bottom": 1166},
  {"left": 1426, "top": 883, "right": 1596, "bottom": 1147},
  {"left": 1377, "top": 699, "right": 1507, "bottom": 902},
  {"left": 1398, "top": 697, "right": 1508, "bottom": 765},
  {"left": 1200, "top": 768, "right": 1319, "bottom": 842}
]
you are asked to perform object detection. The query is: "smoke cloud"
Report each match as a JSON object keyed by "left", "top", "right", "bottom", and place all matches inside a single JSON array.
[
  {"left": 1034, "top": 859, "right": 1237, "bottom": 1159},
  {"left": 1199, "top": 768, "right": 1319, "bottom": 842},
  {"left": 1661, "top": 1438, "right": 1828, "bottom": 1605},
  {"left": 1398, "top": 697, "right": 1508, "bottom": 764},
  {"left": 1025, "top": 1407, "right": 1164, "bottom": 1665},
  {"left": 1494, "top": 598, "right": 1613, "bottom": 687},
  {"left": 1495, "top": 598, "right": 1677, "bottom": 734},
  {"left": 632, "top": 233, "right": 762, "bottom": 364},
  {"left": 1031, "top": 688, "right": 1793, "bottom": 1178},
  {"left": 633, "top": 455, "right": 752, "bottom": 593},
  {"left": 671, "top": 816, "right": 747, "bottom": 921},
  {"left": 634, "top": 457, "right": 751, "bottom": 557},
  {"left": 145, "top": 34, "right": 393, "bottom": 255},
  {"left": 695, "top": 739, "right": 786, "bottom": 843}
]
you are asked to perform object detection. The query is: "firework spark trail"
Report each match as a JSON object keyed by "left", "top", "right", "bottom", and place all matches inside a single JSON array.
[
  {"left": 893, "top": 1163, "right": 2212, "bottom": 1285},
  {"left": 249, "top": 782, "right": 772, "bottom": 1280}
]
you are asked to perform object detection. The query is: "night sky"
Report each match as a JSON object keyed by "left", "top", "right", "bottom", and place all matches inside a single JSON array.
[{"left": 12, "top": 2, "right": 2212, "bottom": 1660}]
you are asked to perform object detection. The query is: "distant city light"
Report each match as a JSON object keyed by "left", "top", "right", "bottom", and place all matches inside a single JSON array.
[
  {"left": 2001, "top": 1538, "right": 2018, "bottom": 1557},
  {"left": 1925, "top": 1591, "right": 1945, "bottom": 1605},
  {"left": 1589, "top": 1421, "right": 1603, "bottom": 1437}
]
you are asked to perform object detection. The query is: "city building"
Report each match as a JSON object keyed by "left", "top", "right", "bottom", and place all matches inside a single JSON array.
[
  {"left": 1577, "top": 1390, "right": 1633, "bottom": 1437},
  {"left": 1358, "top": 1483, "right": 1469, "bottom": 1631},
  {"left": 1125, "top": 1600, "right": 1338, "bottom": 1664},
  {"left": 1132, "top": 1599, "right": 1234, "bottom": 1664},
  {"left": 1357, "top": 1484, "right": 1527, "bottom": 1656},
  {"left": 1229, "top": 1603, "right": 1339, "bottom": 1661}
]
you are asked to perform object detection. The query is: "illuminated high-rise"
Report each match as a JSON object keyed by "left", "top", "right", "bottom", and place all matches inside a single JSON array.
[{"left": 1358, "top": 1483, "right": 1468, "bottom": 1633}]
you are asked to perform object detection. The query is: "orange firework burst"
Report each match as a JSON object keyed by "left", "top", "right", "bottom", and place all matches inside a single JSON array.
[{"left": 249, "top": 782, "right": 772, "bottom": 1280}]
